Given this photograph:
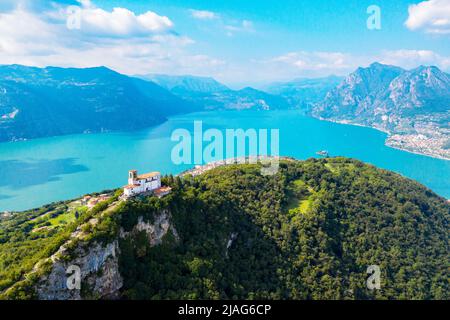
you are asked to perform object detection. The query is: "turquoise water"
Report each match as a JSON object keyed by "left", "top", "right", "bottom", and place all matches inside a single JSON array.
[{"left": 0, "top": 110, "right": 449, "bottom": 211}]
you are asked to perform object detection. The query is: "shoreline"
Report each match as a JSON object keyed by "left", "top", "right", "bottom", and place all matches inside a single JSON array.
[
  {"left": 3, "top": 110, "right": 449, "bottom": 162},
  {"left": 317, "top": 117, "right": 450, "bottom": 161}
]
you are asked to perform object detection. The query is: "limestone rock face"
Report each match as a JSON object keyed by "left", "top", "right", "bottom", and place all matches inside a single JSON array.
[
  {"left": 34, "top": 210, "right": 178, "bottom": 300},
  {"left": 120, "top": 210, "right": 179, "bottom": 246},
  {"left": 35, "top": 241, "right": 122, "bottom": 300}
]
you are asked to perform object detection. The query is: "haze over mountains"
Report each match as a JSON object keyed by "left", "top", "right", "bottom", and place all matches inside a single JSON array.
[
  {"left": 263, "top": 75, "right": 343, "bottom": 111},
  {"left": 139, "top": 73, "right": 291, "bottom": 111},
  {"left": 0, "top": 63, "right": 448, "bottom": 159}
]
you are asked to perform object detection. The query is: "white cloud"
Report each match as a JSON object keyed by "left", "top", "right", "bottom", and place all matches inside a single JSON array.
[
  {"left": 405, "top": 0, "right": 450, "bottom": 35},
  {"left": 189, "top": 9, "right": 218, "bottom": 20},
  {"left": 0, "top": 8, "right": 62, "bottom": 57},
  {"left": 0, "top": 1, "right": 448, "bottom": 86},
  {"left": 0, "top": 2, "right": 225, "bottom": 77},
  {"left": 188, "top": 9, "right": 253, "bottom": 37},
  {"left": 49, "top": 1, "right": 173, "bottom": 37},
  {"left": 379, "top": 50, "right": 450, "bottom": 70},
  {"left": 80, "top": 8, "right": 173, "bottom": 36},
  {"left": 255, "top": 49, "right": 450, "bottom": 82},
  {"left": 267, "top": 51, "right": 356, "bottom": 74},
  {"left": 225, "top": 20, "right": 254, "bottom": 36}
]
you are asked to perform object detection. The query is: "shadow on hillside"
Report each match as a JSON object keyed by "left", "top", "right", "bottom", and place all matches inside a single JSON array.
[
  {"left": 0, "top": 158, "right": 89, "bottom": 189},
  {"left": 119, "top": 197, "right": 291, "bottom": 299}
]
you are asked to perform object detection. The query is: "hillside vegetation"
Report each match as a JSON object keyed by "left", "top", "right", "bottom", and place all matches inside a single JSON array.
[
  {"left": 0, "top": 65, "right": 197, "bottom": 142},
  {"left": 0, "top": 158, "right": 448, "bottom": 299}
]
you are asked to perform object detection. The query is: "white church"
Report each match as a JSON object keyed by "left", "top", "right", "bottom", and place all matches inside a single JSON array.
[{"left": 123, "top": 170, "right": 162, "bottom": 197}]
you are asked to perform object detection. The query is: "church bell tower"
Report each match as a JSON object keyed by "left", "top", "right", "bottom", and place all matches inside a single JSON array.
[{"left": 128, "top": 170, "right": 137, "bottom": 185}]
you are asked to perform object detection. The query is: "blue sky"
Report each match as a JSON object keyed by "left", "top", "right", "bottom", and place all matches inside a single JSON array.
[{"left": 0, "top": 0, "right": 449, "bottom": 86}]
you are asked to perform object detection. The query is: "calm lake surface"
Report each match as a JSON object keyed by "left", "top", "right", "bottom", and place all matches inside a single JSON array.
[{"left": 0, "top": 110, "right": 449, "bottom": 211}]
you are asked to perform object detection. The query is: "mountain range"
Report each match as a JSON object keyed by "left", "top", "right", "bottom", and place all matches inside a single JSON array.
[
  {"left": 0, "top": 63, "right": 448, "bottom": 159},
  {"left": 263, "top": 75, "right": 343, "bottom": 111},
  {"left": 139, "top": 73, "right": 291, "bottom": 111},
  {"left": 0, "top": 67, "right": 291, "bottom": 142},
  {"left": 313, "top": 62, "right": 450, "bottom": 126},
  {"left": 0, "top": 65, "right": 198, "bottom": 142},
  {"left": 312, "top": 62, "right": 450, "bottom": 159}
]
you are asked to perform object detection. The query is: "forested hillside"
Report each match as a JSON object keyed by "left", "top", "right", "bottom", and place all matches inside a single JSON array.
[
  {"left": 0, "top": 65, "right": 197, "bottom": 142},
  {"left": 1, "top": 158, "right": 448, "bottom": 299}
]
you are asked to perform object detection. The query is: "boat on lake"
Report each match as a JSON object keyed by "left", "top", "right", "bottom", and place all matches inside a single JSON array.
[{"left": 316, "top": 150, "right": 329, "bottom": 157}]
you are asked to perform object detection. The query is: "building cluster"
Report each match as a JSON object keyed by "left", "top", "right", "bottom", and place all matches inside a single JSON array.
[
  {"left": 123, "top": 170, "right": 171, "bottom": 198},
  {"left": 81, "top": 194, "right": 111, "bottom": 208}
]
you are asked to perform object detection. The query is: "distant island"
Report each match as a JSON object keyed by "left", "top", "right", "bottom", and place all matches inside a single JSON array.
[
  {"left": 1, "top": 157, "right": 448, "bottom": 300},
  {"left": 0, "top": 63, "right": 448, "bottom": 160}
]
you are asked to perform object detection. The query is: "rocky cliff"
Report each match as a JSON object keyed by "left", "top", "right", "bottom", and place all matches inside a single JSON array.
[{"left": 32, "top": 210, "right": 178, "bottom": 300}]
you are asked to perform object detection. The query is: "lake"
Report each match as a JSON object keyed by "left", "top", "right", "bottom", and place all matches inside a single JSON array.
[{"left": 0, "top": 110, "right": 449, "bottom": 211}]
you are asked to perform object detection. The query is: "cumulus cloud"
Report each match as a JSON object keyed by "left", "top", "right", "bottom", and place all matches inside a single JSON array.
[
  {"left": 79, "top": 7, "right": 173, "bottom": 36},
  {"left": 256, "top": 49, "right": 450, "bottom": 81},
  {"left": 0, "top": 1, "right": 225, "bottom": 77},
  {"left": 405, "top": 0, "right": 450, "bottom": 34},
  {"left": 189, "top": 9, "right": 218, "bottom": 20},
  {"left": 266, "top": 51, "right": 357, "bottom": 75},
  {"left": 47, "top": 0, "right": 174, "bottom": 37}
]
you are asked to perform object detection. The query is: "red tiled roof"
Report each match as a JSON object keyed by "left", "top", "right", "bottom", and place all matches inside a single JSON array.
[
  {"left": 137, "top": 171, "right": 160, "bottom": 179},
  {"left": 154, "top": 186, "right": 172, "bottom": 195},
  {"left": 123, "top": 184, "right": 140, "bottom": 189}
]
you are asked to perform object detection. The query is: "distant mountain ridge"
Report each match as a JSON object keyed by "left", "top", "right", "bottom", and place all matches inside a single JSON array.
[
  {"left": 0, "top": 65, "right": 198, "bottom": 142},
  {"left": 139, "top": 74, "right": 230, "bottom": 94},
  {"left": 263, "top": 75, "right": 343, "bottom": 110},
  {"left": 0, "top": 63, "right": 448, "bottom": 160},
  {"left": 140, "top": 74, "right": 292, "bottom": 111},
  {"left": 313, "top": 63, "right": 450, "bottom": 122},
  {"left": 312, "top": 62, "right": 450, "bottom": 159}
]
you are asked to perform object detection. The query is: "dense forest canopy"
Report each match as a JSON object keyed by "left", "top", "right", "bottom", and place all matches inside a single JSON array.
[{"left": 1, "top": 158, "right": 449, "bottom": 300}]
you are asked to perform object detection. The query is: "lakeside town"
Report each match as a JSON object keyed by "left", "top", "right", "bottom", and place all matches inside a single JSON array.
[{"left": 327, "top": 115, "right": 450, "bottom": 161}]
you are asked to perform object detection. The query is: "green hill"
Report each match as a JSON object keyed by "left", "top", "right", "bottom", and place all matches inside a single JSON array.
[{"left": 0, "top": 157, "right": 448, "bottom": 300}]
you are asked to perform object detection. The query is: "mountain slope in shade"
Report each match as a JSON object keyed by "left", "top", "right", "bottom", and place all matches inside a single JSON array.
[
  {"left": 140, "top": 73, "right": 291, "bottom": 111},
  {"left": 0, "top": 65, "right": 197, "bottom": 142},
  {"left": 313, "top": 63, "right": 450, "bottom": 160},
  {"left": 263, "top": 75, "right": 343, "bottom": 110}
]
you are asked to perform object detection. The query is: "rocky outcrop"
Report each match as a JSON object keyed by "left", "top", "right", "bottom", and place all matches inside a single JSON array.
[
  {"left": 35, "top": 241, "right": 122, "bottom": 300},
  {"left": 33, "top": 210, "right": 178, "bottom": 300},
  {"left": 120, "top": 210, "right": 179, "bottom": 245}
]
